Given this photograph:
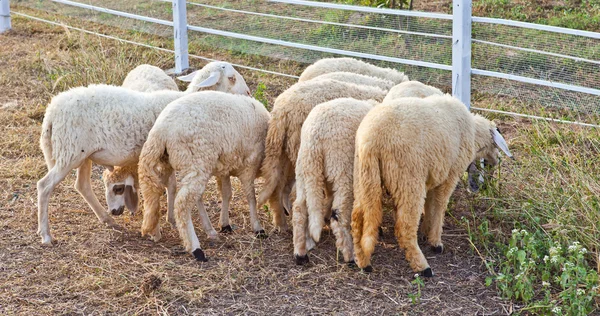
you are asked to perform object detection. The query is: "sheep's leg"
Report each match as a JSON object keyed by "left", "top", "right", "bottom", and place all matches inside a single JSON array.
[
  {"left": 239, "top": 172, "right": 266, "bottom": 237},
  {"left": 165, "top": 172, "right": 177, "bottom": 229},
  {"left": 75, "top": 159, "right": 119, "bottom": 228},
  {"left": 37, "top": 164, "right": 76, "bottom": 244},
  {"left": 393, "top": 192, "right": 432, "bottom": 277},
  {"left": 292, "top": 183, "right": 310, "bottom": 265},
  {"left": 217, "top": 176, "right": 233, "bottom": 233},
  {"left": 281, "top": 178, "right": 295, "bottom": 216},
  {"left": 425, "top": 179, "right": 458, "bottom": 254},
  {"left": 174, "top": 180, "right": 208, "bottom": 261},
  {"left": 329, "top": 186, "right": 354, "bottom": 264},
  {"left": 196, "top": 197, "right": 219, "bottom": 240},
  {"left": 419, "top": 190, "right": 435, "bottom": 241},
  {"left": 270, "top": 158, "right": 294, "bottom": 231}
]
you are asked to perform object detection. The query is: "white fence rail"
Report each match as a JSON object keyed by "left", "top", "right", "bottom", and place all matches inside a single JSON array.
[{"left": 3, "top": 0, "right": 600, "bottom": 125}]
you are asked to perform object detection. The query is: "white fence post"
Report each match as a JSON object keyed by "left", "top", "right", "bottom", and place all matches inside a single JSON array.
[
  {"left": 452, "top": 0, "right": 472, "bottom": 109},
  {"left": 172, "top": 0, "right": 189, "bottom": 73},
  {"left": 0, "top": 0, "right": 11, "bottom": 33}
]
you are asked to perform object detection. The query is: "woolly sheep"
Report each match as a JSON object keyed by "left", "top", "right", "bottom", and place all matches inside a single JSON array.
[
  {"left": 292, "top": 98, "right": 377, "bottom": 265},
  {"left": 292, "top": 82, "right": 443, "bottom": 265},
  {"left": 351, "top": 95, "right": 512, "bottom": 277},
  {"left": 257, "top": 79, "right": 388, "bottom": 230},
  {"left": 311, "top": 72, "right": 395, "bottom": 91},
  {"left": 36, "top": 62, "right": 250, "bottom": 244},
  {"left": 382, "top": 80, "right": 444, "bottom": 102},
  {"left": 121, "top": 64, "right": 179, "bottom": 92},
  {"left": 138, "top": 91, "right": 270, "bottom": 261},
  {"left": 298, "top": 57, "right": 409, "bottom": 84}
]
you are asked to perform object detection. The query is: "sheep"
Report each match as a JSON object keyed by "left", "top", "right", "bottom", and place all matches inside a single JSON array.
[
  {"left": 298, "top": 57, "right": 409, "bottom": 84},
  {"left": 256, "top": 79, "right": 388, "bottom": 231},
  {"left": 138, "top": 91, "right": 270, "bottom": 261},
  {"left": 292, "top": 81, "right": 444, "bottom": 265},
  {"left": 382, "top": 80, "right": 444, "bottom": 102},
  {"left": 351, "top": 95, "right": 512, "bottom": 277},
  {"left": 121, "top": 64, "right": 179, "bottom": 92},
  {"left": 292, "top": 98, "right": 377, "bottom": 265},
  {"left": 311, "top": 72, "right": 395, "bottom": 91},
  {"left": 36, "top": 62, "right": 251, "bottom": 244}
]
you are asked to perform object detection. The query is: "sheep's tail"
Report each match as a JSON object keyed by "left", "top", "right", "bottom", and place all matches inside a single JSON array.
[
  {"left": 303, "top": 147, "right": 327, "bottom": 242},
  {"left": 257, "top": 112, "right": 288, "bottom": 208},
  {"left": 40, "top": 114, "right": 55, "bottom": 170},
  {"left": 139, "top": 134, "right": 172, "bottom": 236},
  {"left": 351, "top": 147, "right": 383, "bottom": 268}
]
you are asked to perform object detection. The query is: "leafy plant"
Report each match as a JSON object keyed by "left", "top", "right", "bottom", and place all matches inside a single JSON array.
[
  {"left": 253, "top": 82, "right": 269, "bottom": 109},
  {"left": 492, "top": 229, "right": 599, "bottom": 314}
]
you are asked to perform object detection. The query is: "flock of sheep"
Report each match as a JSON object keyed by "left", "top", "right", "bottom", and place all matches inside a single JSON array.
[{"left": 36, "top": 57, "right": 512, "bottom": 277}]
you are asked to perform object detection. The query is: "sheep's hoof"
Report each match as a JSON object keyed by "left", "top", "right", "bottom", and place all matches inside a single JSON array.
[
  {"left": 362, "top": 265, "right": 373, "bottom": 273},
  {"left": 255, "top": 230, "right": 268, "bottom": 239},
  {"left": 220, "top": 225, "right": 233, "bottom": 234},
  {"left": 192, "top": 248, "right": 208, "bottom": 262},
  {"left": 431, "top": 245, "right": 444, "bottom": 254},
  {"left": 40, "top": 235, "right": 53, "bottom": 245},
  {"left": 378, "top": 227, "right": 384, "bottom": 239},
  {"left": 295, "top": 254, "right": 309, "bottom": 265},
  {"left": 420, "top": 267, "right": 434, "bottom": 278},
  {"left": 346, "top": 260, "right": 357, "bottom": 268}
]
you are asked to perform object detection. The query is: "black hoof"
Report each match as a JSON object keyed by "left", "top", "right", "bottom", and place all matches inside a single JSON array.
[
  {"left": 362, "top": 265, "right": 373, "bottom": 273},
  {"left": 283, "top": 205, "right": 290, "bottom": 216},
  {"left": 295, "top": 254, "right": 309, "bottom": 265},
  {"left": 220, "top": 225, "right": 233, "bottom": 234},
  {"left": 421, "top": 267, "right": 434, "bottom": 278},
  {"left": 192, "top": 248, "right": 208, "bottom": 262},
  {"left": 378, "top": 227, "right": 384, "bottom": 239},
  {"left": 346, "top": 260, "right": 357, "bottom": 268},
  {"left": 432, "top": 245, "right": 444, "bottom": 254},
  {"left": 255, "top": 230, "right": 268, "bottom": 239}
]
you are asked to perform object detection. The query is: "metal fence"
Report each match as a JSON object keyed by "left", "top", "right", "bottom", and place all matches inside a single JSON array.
[{"left": 3, "top": 0, "right": 599, "bottom": 126}]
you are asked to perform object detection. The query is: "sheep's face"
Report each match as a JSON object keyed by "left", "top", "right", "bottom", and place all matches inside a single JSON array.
[
  {"left": 179, "top": 62, "right": 251, "bottom": 96},
  {"left": 103, "top": 171, "right": 138, "bottom": 216}
]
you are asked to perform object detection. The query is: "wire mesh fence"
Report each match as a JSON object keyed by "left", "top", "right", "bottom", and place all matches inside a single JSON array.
[{"left": 9, "top": 0, "right": 600, "bottom": 125}]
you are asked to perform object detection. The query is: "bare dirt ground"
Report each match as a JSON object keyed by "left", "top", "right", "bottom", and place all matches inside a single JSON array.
[{"left": 2, "top": 16, "right": 517, "bottom": 315}]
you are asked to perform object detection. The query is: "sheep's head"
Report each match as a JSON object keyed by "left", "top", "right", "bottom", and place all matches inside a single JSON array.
[
  {"left": 469, "top": 115, "right": 513, "bottom": 192},
  {"left": 102, "top": 165, "right": 139, "bottom": 216},
  {"left": 178, "top": 61, "right": 251, "bottom": 96},
  {"left": 473, "top": 115, "right": 513, "bottom": 165}
]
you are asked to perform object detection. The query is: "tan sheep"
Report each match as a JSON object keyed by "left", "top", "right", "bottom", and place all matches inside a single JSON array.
[
  {"left": 383, "top": 80, "right": 444, "bottom": 102},
  {"left": 351, "top": 95, "right": 512, "bottom": 277},
  {"left": 298, "top": 57, "right": 409, "bottom": 83},
  {"left": 257, "top": 79, "right": 388, "bottom": 230}
]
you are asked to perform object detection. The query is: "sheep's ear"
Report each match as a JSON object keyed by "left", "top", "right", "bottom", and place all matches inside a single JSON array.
[
  {"left": 195, "top": 72, "right": 221, "bottom": 88},
  {"left": 124, "top": 186, "right": 139, "bottom": 215},
  {"left": 491, "top": 128, "right": 513, "bottom": 159},
  {"left": 177, "top": 71, "right": 198, "bottom": 82}
]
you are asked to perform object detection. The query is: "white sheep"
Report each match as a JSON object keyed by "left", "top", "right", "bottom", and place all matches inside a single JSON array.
[
  {"left": 292, "top": 98, "right": 377, "bottom": 265},
  {"left": 36, "top": 62, "right": 250, "bottom": 244},
  {"left": 121, "top": 64, "right": 179, "bottom": 92},
  {"left": 351, "top": 95, "right": 512, "bottom": 277},
  {"left": 257, "top": 79, "right": 388, "bottom": 231},
  {"left": 138, "top": 91, "right": 270, "bottom": 261},
  {"left": 298, "top": 57, "right": 409, "bottom": 84},
  {"left": 311, "top": 72, "right": 395, "bottom": 91}
]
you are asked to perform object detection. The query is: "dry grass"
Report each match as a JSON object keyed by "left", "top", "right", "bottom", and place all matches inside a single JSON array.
[{"left": 1, "top": 8, "right": 599, "bottom": 315}]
